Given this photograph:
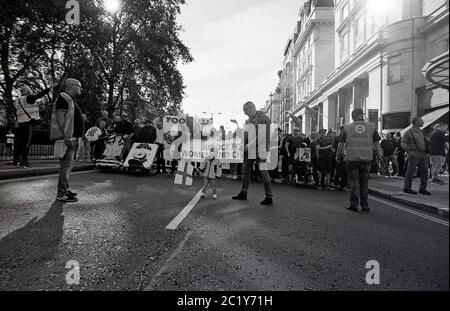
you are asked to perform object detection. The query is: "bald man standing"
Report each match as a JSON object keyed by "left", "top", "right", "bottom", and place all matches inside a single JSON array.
[
  {"left": 50, "top": 78, "right": 84, "bottom": 202},
  {"left": 232, "top": 101, "right": 274, "bottom": 205}
]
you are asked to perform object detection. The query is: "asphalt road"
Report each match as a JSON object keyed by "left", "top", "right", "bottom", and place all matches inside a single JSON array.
[{"left": 0, "top": 170, "right": 448, "bottom": 291}]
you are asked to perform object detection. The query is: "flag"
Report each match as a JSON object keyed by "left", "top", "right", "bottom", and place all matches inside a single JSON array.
[{"left": 174, "top": 160, "right": 194, "bottom": 186}]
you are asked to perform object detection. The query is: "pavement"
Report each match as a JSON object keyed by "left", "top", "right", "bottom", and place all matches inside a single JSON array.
[
  {"left": 0, "top": 159, "right": 95, "bottom": 180},
  {"left": 368, "top": 174, "right": 449, "bottom": 219},
  {"left": 0, "top": 171, "right": 447, "bottom": 291}
]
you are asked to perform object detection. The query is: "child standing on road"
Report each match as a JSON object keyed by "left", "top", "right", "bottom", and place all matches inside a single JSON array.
[{"left": 200, "top": 147, "right": 222, "bottom": 199}]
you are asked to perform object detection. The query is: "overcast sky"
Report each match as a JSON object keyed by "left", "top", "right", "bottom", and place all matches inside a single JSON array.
[{"left": 177, "top": 0, "right": 299, "bottom": 127}]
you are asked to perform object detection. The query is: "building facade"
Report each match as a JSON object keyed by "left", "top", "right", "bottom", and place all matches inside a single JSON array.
[{"left": 286, "top": 0, "right": 449, "bottom": 135}]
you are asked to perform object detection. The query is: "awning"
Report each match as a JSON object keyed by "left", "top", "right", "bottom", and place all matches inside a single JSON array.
[
  {"left": 400, "top": 106, "right": 449, "bottom": 136},
  {"left": 422, "top": 51, "right": 449, "bottom": 89}
]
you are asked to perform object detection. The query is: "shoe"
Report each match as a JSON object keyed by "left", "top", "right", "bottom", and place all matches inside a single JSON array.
[
  {"left": 232, "top": 192, "right": 247, "bottom": 201},
  {"left": 20, "top": 161, "right": 32, "bottom": 168},
  {"left": 232, "top": 175, "right": 238, "bottom": 180},
  {"left": 361, "top": 206, "right": 370, "bottom": 212},
  {"left": 56, "top": 193, "right": 78, "bottom": 202},
  {"left": 200, "top": 193, "right": 205, "bottom": 198},
  {"left": 346, "top": 205, "right": 359, "bottom": 212},
  {"left": 260, "top": 197, "right": 273, "bottom": 205},
  {"left": 403, "top": 189, "right": 418, "bottom": 195},
  {"left": 212, "top": 194, "right": 217, "bottom": 199},
  {"left": 431, "top": 179, "right": 445, "bottom": 185},
  {"left": 66, "top": 190, "right": 77, "bottom": 198},
  {"left": 419, "top": 189, "right": 431, "bottom": 195}
]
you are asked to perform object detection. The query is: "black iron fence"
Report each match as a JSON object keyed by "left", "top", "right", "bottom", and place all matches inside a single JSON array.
[{"left": 0, "top": 143, "right": 55, "bottom": 160}]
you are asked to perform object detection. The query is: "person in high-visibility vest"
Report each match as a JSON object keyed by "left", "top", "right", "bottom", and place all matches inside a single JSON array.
[
  {"left": 336, "top": 109, "right": 383, "bottom": 212},
  {"left": 13, "top": 83, "right": 58, "bottom": 168}
]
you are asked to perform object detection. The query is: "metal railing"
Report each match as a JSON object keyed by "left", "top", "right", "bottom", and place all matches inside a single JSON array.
[{"left": 0, "top": 143, "right": 55, "bottom": 161}]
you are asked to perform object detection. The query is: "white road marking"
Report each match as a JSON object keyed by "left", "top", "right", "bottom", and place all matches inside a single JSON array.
[
  {"left": 0, "top": 170, "right": 94, "bottom": 184},
  {"left": 166, "top": 190, "right": 203, "bottom": 230},
  {"left": 145, "top": 230, "right": 192, "bottom": 290},
  {"left": 369, "top": 195, "right": 449, "bottom": 227}
]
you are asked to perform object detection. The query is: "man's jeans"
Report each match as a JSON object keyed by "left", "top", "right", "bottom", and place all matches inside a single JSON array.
[
  {"left": 346, "top": 161, "right": 371, "bottom": 208},
  {"left": 241, "top": 158, "right": 273, "bottom": 198},
  {"left": 404, "top": 154, "right": 429, "bottom": 191},
  {"left": 58, "top": 140, "right": 78, "bottom": 195},
  {"left": 382, "top": 154, "right": 398, "bottom": 176},
  {"left": 430, "top": 155, "right": 445, "bottom": 180}
]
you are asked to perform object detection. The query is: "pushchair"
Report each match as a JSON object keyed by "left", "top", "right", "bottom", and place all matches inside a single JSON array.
[{"left": 288, "top": 148, "right": 313, "bottom": 186}]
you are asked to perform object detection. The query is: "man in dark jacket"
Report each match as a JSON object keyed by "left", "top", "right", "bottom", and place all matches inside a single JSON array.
[
  {"left": 232, "top": 101, "right": 273, "bottom": 205},
  {"left": 136, "top": 120, "right": 157, "bottom": 144}
]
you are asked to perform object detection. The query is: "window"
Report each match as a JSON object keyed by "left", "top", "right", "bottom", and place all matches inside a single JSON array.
[
  {"left": 340, "top": 31, "right": 349, "bottom": 61},
  {"left": 307, "top": 53, "right": 312, "bottom": 67},
  {"left": 354, "top": 14, "right": 365, "bottom": 48},
  {"left": 388, "top": 55, "right": 402, "bottom": 83},
  {"left": 341, "top": 2, "right": 349, "bottom": 22},
  {"left": 308, "top": 73, "right": 313, "bottom": 92},
  {"left": 382, "top": 112, "right": 411, "bottom": 130}
]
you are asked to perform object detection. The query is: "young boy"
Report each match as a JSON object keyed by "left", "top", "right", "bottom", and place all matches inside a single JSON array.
[{"left": 200, "top": 147, "right": 222, "bottom": 199}]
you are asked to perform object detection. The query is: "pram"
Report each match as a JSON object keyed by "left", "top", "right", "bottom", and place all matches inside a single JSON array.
[
  {"left": 96, "top": 134, "right": 129, "bottom": 172},
  {"left": 288, "top": 148, "right": 313, "bottom": 186}
]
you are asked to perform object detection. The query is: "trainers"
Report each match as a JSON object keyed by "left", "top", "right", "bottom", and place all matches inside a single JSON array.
[
  {"left": 232, "top": 192, "right": 247, "bottom": 201},
  {"left": 346, "top": 205, "right": 359, "bottom": 212},
  {"left": 232, "top": 175, "right": 238, "bottom": 180},
  {"left": 361, "top": 206, "right": 370, "bottom": 212},
  {"left": 431, "top": 179, "right": 445, "bottom": 185},
  {"left": 403, "top": 189, "right": 418, "bottom": 195},
  {"left": 56, "top": 193, "right": 78, "bottom": 202},
  {"left": 260, "top": 197, "right": 273, "bottom": 205},
  {"left": 419, "top": 189, "right": 431, "bottom": 195},
  {"left": 66, "top": 190, "right": 78, "bottom": 198},
  {"left": 200, "top": 193, "right": 206, "bottom": 198},
  {"left": 20, "top": 161, "right": 32, "bottom": 168},
  {"left": 212, "top": 194, "right": 217, "bottom": 199}
]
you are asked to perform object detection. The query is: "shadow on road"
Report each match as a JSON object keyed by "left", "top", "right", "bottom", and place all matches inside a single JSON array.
[{"left": 0, "top": 201, "right": 65, "bottom": 290}]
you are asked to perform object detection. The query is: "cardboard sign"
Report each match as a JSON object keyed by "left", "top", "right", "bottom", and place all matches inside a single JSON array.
[
  {"left": 85, "top": 126, "right": 102, "bottom": 142},
  {"left": 163, "top": 116, "right": 190, "bottom": 160},
  {"left": 295, "top": 148, "right": 311, "bottom": 163},
  {"left": 103, "top": 135, "right": 126, "bottom": 160},
  {"left": 123, "top": 143, "right": 158, "bottom": 169}
]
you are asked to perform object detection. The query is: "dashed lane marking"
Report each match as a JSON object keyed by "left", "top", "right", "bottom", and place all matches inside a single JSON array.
[{"left": 369, "top": 195, "right": 449, "bottom": 227}]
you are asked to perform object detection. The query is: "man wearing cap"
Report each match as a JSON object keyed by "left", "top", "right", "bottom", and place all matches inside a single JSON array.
[
  {"left": 336, "top": 108, "right": 383, "bottom": 212},
  {"left": 13, "top": 83, "right": 58, "bottom": 168},
  {"left": 50, "top": 78, "right": 84, "bottom": 202}
]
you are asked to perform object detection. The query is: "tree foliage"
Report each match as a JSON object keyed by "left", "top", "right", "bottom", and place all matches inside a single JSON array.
[{"left": 0, "top": 0, "right": 192, "bottom": 127}]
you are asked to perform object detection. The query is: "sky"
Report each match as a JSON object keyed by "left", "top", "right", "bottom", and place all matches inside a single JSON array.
[{"left": 177, "top": 0, "right": 300, "bottom": 127}]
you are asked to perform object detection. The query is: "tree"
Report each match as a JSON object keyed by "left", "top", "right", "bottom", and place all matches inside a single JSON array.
[{"left": 0, "top": 0, "right": 192, "bottom": 126}]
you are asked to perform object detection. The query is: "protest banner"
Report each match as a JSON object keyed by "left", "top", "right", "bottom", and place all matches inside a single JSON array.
[
  {"left": 181, "top": 137, "right": 244, "bottom": 163},
  {"left": 163, "top": 116, "right": 192, "bottom": 160},
  {"left": 123, "top": 143, "right": 158, "bottom": 170}
]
